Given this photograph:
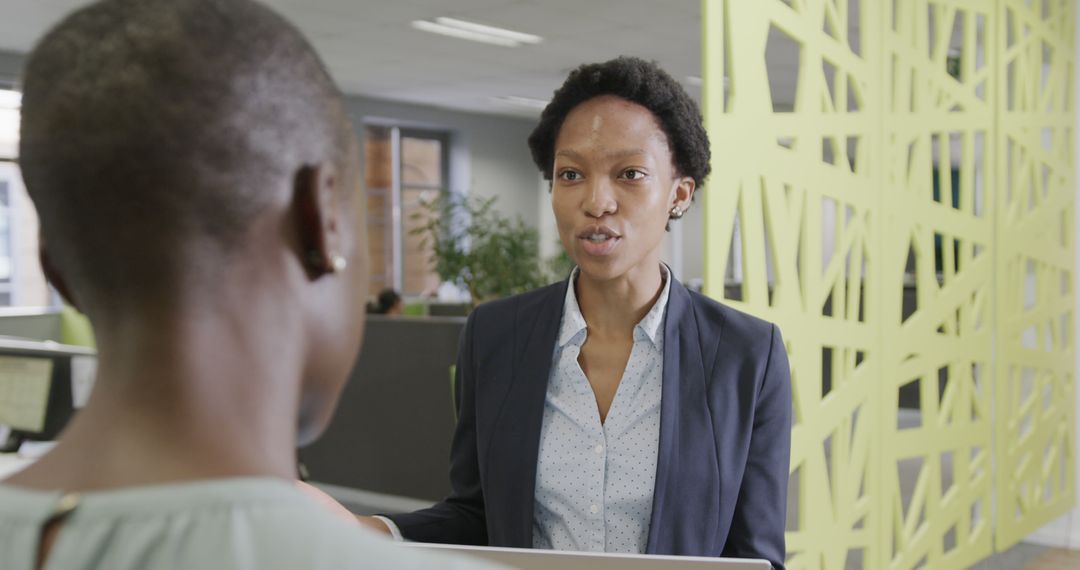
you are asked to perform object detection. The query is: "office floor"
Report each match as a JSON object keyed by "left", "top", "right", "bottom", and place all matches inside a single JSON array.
[
  {"left": 1017, "top": 548, "right": 1080, "bottom": 570},
  {"left": 966, "top": 542, "right": 1044, "bottom": 569}
]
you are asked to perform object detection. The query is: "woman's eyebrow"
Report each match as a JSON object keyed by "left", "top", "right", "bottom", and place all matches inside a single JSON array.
[
  {"left": 605, "top": 148, "right": 648, "bottom": 159},
  {"left": 555, "top": 148, "right": 647, "bottom": 160}
]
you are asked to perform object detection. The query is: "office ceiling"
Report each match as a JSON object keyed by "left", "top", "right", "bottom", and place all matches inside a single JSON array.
[{"left": 0, "top": 0, "right": 784, "bottom": 119}]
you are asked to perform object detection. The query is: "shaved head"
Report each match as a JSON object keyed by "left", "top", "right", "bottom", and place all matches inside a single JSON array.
[{"left": 19, "top": 0, "right": 352, "bottom": 312}]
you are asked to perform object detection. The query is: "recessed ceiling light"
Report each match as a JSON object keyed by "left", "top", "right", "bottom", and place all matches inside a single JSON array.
[
  {"left": 434, "top": 17, "right": 542, "bottom": 45},
  {"left": 491, "top": 95, "right": 550, "bottom": 110},
  {"left": 411, "top": 20, "right": 517, "bottom": 47},
  {"left": 411, "top": 18, "right": 541, "bottom": 48},
  {"left": 0, "top": 89, "right": 21, "bottom": 110}
]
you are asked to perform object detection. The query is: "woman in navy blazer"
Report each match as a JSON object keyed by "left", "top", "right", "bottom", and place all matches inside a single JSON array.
[{"left": 365, "top": 57, "right": 792, "bottom": 569}]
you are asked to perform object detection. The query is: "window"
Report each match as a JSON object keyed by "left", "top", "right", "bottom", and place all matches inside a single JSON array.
[
  {"left": 364, "top": 125, "right": 448, "bottom": 297},
  {"left": 0, "top": 161, "right": 53, "bottom": 308},
  {"left": 0, "top": 82, "right": 57, "bottom": 309},
  {"left": 0, "top": 177, "right": 12, "bottom": 305}
]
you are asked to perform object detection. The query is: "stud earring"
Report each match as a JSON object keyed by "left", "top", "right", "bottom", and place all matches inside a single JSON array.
[
  {"left": 669, "top": 205, "right": 685, "bottom": 219},
  {"left": 330, "top": 254, "right": 348, "bottom": 272},
  {"left": 307, "top": 251, "right": 347, "bottom": 273}
]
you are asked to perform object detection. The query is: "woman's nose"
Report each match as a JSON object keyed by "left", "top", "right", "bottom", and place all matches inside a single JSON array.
[{"left": 582, "top": 179, "right": 617, "bottom": 218}]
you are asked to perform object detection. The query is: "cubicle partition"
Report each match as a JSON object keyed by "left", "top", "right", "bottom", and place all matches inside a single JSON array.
[
  {"left": 0, "top": 309, "right": 62, "bottom": 343},
  {"left": 299, "top": 315, "right": 466, "bottom": 503}
]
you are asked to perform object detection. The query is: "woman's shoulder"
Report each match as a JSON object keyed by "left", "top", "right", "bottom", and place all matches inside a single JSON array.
[
  {"left": 456, "top": 282, "right": 567, "bottom": 354},
  {"left": 680, "top": 289, "right": 789, "bottom": 397},
  {"left": 684, "top": 288, "right": 776, "bottom": 337},
  {"left": 470, "top": 281, "right": 566, "bottom": 323},
  {"left": 681, "top": 287, "right": 781, "bottom": 362}
]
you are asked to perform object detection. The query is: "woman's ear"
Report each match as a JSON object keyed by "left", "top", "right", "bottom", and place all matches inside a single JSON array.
[
  {"left": 39, "top": 241, "right": 80, "bottom": 311},
  {"left": 291, "top": 162, "right": 344, "bottom": 278},
  {"left": 671, "top": 176, "right": 696, "bottom": 212}
]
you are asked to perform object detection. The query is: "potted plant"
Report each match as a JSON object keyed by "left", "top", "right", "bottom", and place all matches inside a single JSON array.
[{"left": 412, "top": 193, "right": 567, "bottom": 306}]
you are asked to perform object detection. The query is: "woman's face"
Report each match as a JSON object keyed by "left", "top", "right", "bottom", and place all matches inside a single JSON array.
[{"left": 551, "top": 95, "right": 695, "bottom": 284}]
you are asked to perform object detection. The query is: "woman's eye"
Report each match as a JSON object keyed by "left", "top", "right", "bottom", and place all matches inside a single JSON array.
[
  {"left": 622, "top": 169, "right": 646, "bottom": 180},
  {"left": 558, "top": 170, "right": 581, "bottom": 181}
]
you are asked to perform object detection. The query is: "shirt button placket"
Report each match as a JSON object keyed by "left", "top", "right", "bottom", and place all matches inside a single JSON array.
[
  {"left": 590, "top": 500, "right": 604, "bottom": 552},
  {"left": 591, "top": 434, "right": 605, "bottom": 551}
]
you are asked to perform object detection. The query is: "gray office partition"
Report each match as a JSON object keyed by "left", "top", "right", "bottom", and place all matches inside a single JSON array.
[
  {"left": 299, "top": 315, "right": 465, "bottom": 503},
  {"left": 0, "top": 310, "right": 62, "bottom": 343}
]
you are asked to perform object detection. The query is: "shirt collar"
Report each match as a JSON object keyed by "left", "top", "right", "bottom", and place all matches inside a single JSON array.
[{"left": 557, "top": 264, "right": 672, "bottom": 349}]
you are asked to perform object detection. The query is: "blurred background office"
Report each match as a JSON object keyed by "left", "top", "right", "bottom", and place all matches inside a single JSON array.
[{"left": 0, "top": 2, "right": 1077, "bottom": 569}]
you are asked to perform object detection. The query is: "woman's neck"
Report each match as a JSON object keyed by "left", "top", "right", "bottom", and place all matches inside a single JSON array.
[
  {"left": 575, "top": 261, "right": 665, "bottom": 339},
  {"left": 3, "top": 306, "right": 304, "bottom": 492}
]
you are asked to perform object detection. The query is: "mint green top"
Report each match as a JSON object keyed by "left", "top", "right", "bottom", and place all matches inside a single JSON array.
[{"left": 0, "top": 478, "right": 499, "bottom": 570}]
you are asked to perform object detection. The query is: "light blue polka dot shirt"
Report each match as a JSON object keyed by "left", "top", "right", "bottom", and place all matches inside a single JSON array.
[{"left": 531, "top": 265, "right": 670, "bottom": 553}]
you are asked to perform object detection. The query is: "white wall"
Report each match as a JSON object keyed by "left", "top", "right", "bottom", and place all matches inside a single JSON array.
[
  {"left": 0, "top": 52, "right": 21, "bottom": 82},
  {"left": 537, "top": 177, "right": 558, "bottom": 263},
  {"left": 675, "top": 194, "right": 705, "bottom": 284}
]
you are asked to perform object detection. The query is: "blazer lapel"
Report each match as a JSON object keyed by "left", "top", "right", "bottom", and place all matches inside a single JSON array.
[
  {"left": 646, "top": 280, "right": 723, "bottom": 555},
  {"left": 486, "top": 280, "right": 566, "bottom": 547}
]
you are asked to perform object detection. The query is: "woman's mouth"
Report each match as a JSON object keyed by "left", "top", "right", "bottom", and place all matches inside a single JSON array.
[{"left": 578, "top": 227, "right": 622, "bottom": 256}]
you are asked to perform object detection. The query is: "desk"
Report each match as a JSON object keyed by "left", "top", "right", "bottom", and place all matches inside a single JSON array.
[{"left": 0, "top": 452, "right": 33, "bottom": 479}]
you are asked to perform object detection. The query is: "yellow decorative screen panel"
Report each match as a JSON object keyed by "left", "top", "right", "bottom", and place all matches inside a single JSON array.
[
  {"left": 702, "top": 0, "right": 1076, "bottom": 568},
  {"left": 994, "top": 0, "right": 1077, "bottom": 550},
  {"left": 880, "top": 2, "right": 996, "bottom": 568},
  {"left": 703, "top": 0, "right": 882, "bottom": 568}
]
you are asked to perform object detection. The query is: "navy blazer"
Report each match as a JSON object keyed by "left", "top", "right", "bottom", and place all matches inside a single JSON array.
[{"left": 388, "top": 277, "right": 792, "bottom": 569}]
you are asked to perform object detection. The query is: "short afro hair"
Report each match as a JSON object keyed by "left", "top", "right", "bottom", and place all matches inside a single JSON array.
[{"left": 528, "top": 56, "right": 711, "bottom": 188}]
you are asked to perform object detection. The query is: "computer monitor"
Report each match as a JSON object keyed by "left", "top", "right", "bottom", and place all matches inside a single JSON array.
[
  {"left": 0, "top": 337, "right": 96, "bottom": 447},
  {"left": 0, "top": 355, "right": 53, "bottom": 433}
]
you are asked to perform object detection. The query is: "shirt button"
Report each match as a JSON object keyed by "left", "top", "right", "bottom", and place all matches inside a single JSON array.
[
  {"left": 589, "top": 504, "right": 600, "bottom": 515},
  {"left": 594, "top": 444, "right": 604, "bottom": 454}
]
